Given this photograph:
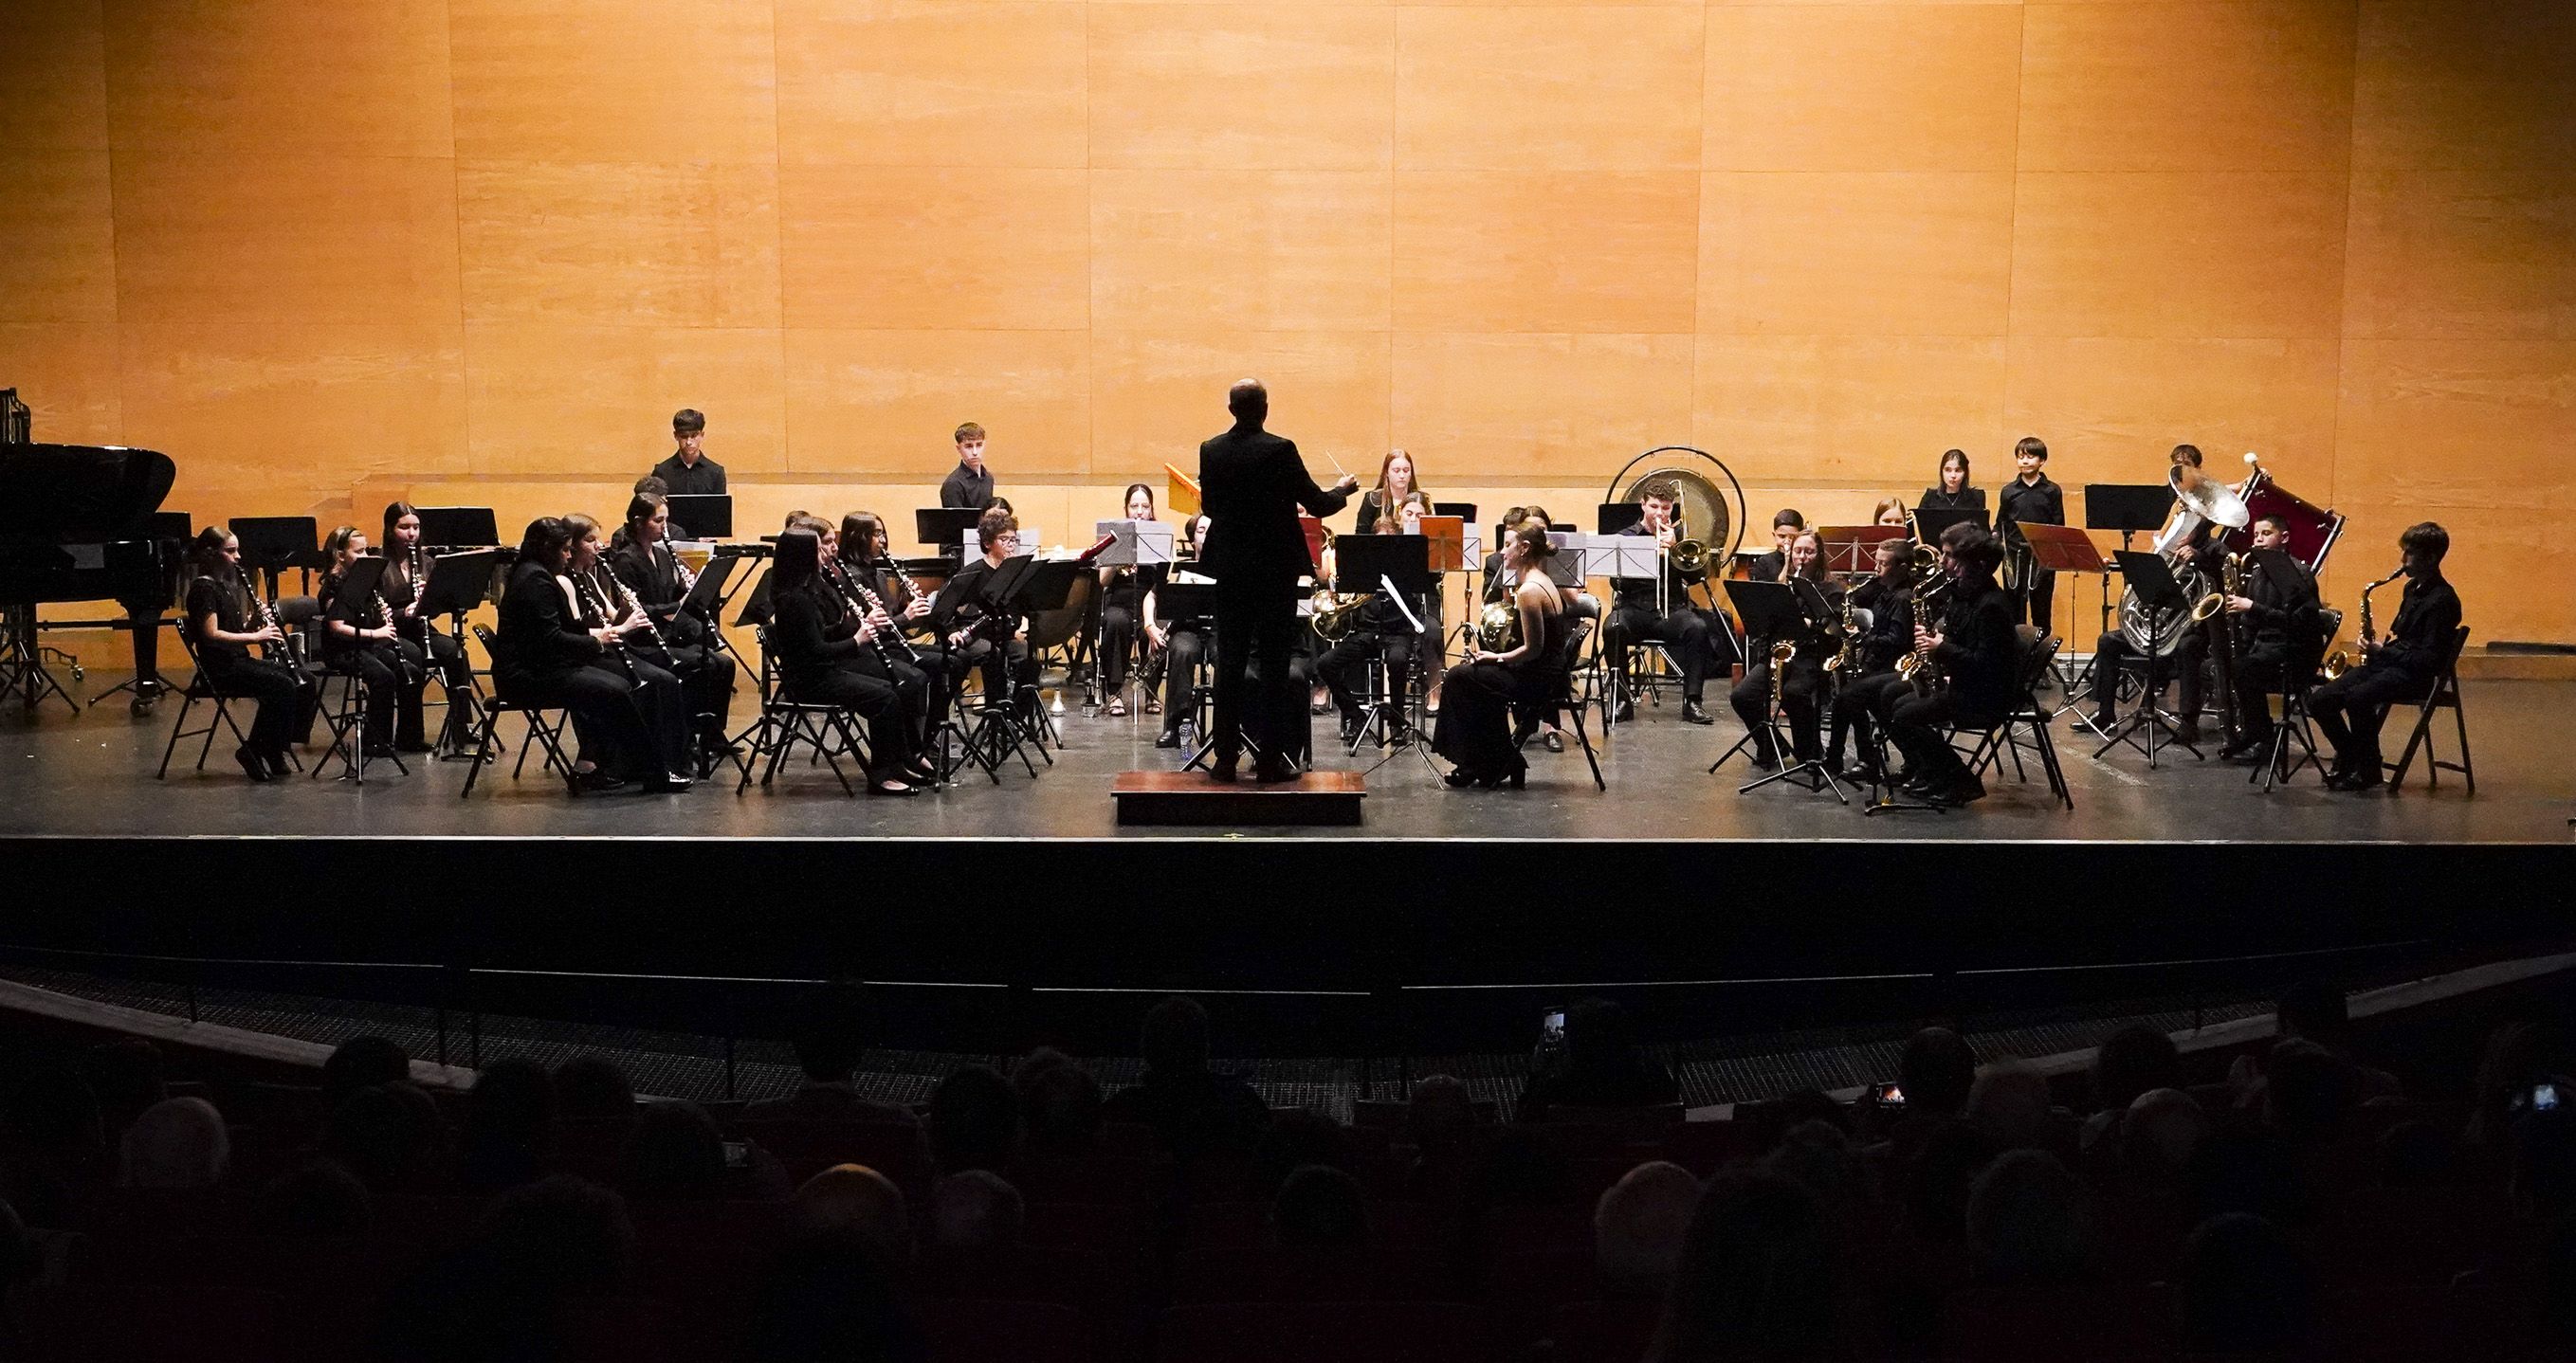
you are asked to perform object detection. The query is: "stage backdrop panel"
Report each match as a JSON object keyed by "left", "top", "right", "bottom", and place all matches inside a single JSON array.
[{"left": 3, "top": 0, "right": 2572, "bottom": 646}]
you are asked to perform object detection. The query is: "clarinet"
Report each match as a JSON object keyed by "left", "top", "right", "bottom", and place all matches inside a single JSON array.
[
  {"left": 827, "top": 562, "right": 899, "bottom": 669},
  {"left": 573, "top": 572, "right": 641, "bottom": 683},
  {"left": 240, "top": 568, "right": 311, "bottom": 682},
  {"left": 609, "top": 571, "right": 668, "bottom": 654},
  {"left": 846, "top": 563, "right": 921, "bottom": 663}
]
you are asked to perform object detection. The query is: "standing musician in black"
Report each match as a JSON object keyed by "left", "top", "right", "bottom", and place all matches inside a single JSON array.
[
  {"left": 649, "top": 409, "right": 725, "bottom": 497},
  {"left": 2311, "top": 521, "right": 2459, "bottom": 793},
  {"left": 1195, "top": 379, "right": 1357, "bottom": 783},
  {"left": 1883, "top": 521, "right": 2019, "bottom": 807},
  {"left": 1317, "top": 491, "right": 1432, "bottom": 747},
  {"left": 1434, "top": 521, "right": 1570, "bottom": 790},
  {"left": 936, "top": 507, "right": 1043, "bottom": 719},
  {"left": 182, "top": 527, "right": 313, "bottom": 782},
  {"left": 1997, "top": 435, "right": 2064, "bottom": 635},
  {"left": 839, "top": 510, "right": 960, "bottom": 739},
  {"left": 492, "top": 517, "right": 689, "bottom": 793},
  {"left": 1096, "top": 482, "right": 1168, "bottom": 718},
  {"left": 768, "top": 530, "right": 934, "bottom": 796},
  {"left": 1603, "top": 481, "right": 1718, "bottom": 725},
  {"left": 611, "top": 493, "right": 739, "bottom": 757},
  {"left": 378, "top": 502, "right": 474, "bottom": 751},
  {"left": 1728, "top": 529, "right": 1841, "bottom": 770},
  {"left": 940, "top": 421, "right": 998, "bottom": 510},
  {"left": 1823, "top": 536, "right": 1917, "bottom": 781},
  {"left": 2214, "top": 511, "right": 2323, "bottom": 762},
  {"left": 1921, "top": 447, "right": 1984, "bottom": 516},
  {"left": 317, "top": 525, "right": 430, "bottom": 760}
]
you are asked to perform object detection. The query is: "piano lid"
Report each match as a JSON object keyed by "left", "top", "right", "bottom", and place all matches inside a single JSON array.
[{"left": 0, "top": 444, "right": 177, "bottom": 542}]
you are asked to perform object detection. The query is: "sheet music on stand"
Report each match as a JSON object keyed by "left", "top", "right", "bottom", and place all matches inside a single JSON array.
[
  {"left": 1817, "top": 524, "right": 1905, "bottom": 577},
  {"left": 1589, "top": 535, "right": 1663, "bottom": 582},
  {"left": 1091, "top": 519, "right": 1176, "bottom": 568},
  {"left": 1418, "top": 516, "right": 1469, "bottom": 573}
]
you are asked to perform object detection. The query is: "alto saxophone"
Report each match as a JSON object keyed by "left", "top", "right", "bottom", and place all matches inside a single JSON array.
[{"left": 2321, "top": 567, "right": 2405, "bottom": 681}]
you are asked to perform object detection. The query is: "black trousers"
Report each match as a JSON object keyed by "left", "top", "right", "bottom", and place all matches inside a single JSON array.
[
  {"left": 956, "top": 636, "right": 1035, "bottom": 710},
  {"left": 787, "top": 664, "right": 916, "bottom": 776},
  {"left": 1213, "top": 589, "right": 1301, "bottom": 764},
  {"left": 1317, "top": 628, "right": 1417, "bottom": 727},
  {"left": 1605, "top": 604, "right": 1711, "bottom": 701},
  {"left": 1729, "top": 655, "right": 1823, "bottom": 761},
  {"left": 1887, "top": 688, "right": 1982, "bottom": 784},
  {"left": 332, "top": 640, "right": 428, "bottom": 748},
  {"left": 2311, "top": 662, "right": 2430, "bottom": 772},
  {"left": 1828, "top": 666, "right": 1906, "bottom": 767},
  {"left": 1162, "top": 624, "right": 1208, "bottom": 734},
  {"left": 2092, "top": 628, "right": 2205, "bottom": 720},
  {"left": 635, "top": 639, "right": 737, "bottom": 742},
  {"left": 200, "top": 651, "right": 308, "bottom": 755},
  {"left": 851, "top": 650, "right": 933, "bottom": 747},
  {"left": 2228, "top": 645, "right": 2311, "bottom": 744},
  {"left": 2013, "top": 556, "right": 2055, "bottom": 633},
  {"left": 511, "top": 660, "right": 687, "bottom": 783}
]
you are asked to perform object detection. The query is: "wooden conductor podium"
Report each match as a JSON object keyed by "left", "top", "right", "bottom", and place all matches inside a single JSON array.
[{"left": 1112, "top": 770, "right": 1367, "bottom": 827}]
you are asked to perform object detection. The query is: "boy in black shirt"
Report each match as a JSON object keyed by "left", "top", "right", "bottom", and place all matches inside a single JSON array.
[
  {"left": 649, "top": 409, "right": 725, "bottom": 497},
  {"left": 2313, "top": 522, "right": 2461, "bottom": 792},
  {"left": 1996, "top": 435, "right": 2064, "bottom": 635}
]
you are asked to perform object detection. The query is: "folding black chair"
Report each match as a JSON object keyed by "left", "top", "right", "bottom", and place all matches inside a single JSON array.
[
  {"left": 1515, "top": 618, "right": 1604, "bottom": 791},
  {"left": 459, "top": 625, "right": 577, "bottom": 797},
  {"left": 309, "top": 653, "right": 408, "bottom": 785},
  {"left": 2385, "top": 625, "right": 2475, "bottom": 795},
  {"left": 155, "top": 635, "right": 269, "bottom": 779},
  {"left": 738, "top": 626, "right": 874, "bottom": 797},
  {"left": 1958, "top": 627, "right": 2073, "bottom": 809}
]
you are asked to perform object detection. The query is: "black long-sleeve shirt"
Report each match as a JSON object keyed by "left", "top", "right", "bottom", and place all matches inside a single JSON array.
[
  {"left": 493, "top": 560, "right": 605, "bottom": 691},
  {"left": 1996, "top": 474, "right": 2064, "bottom": 549},
  {"left": 1931, "top": 577, "right": 2020, "bottom": 721},
  {"left": 2235, "top": 553, "right": 2320, "bottom": 655},
  {"left": 770, "top": 583, "right": 865, "bottom": 692},
  {"left": 650, "top": 452, "right": 726, "bottom": 497},
  {"left": 1849, "top": 574, "right": 1913, "bottom": 674},
  {"left": 1610, "top": 521, "right": 1700, "bottom": 612},
  {"left": 610, "top": 540, "right": 711, "bottom": 646},
  {"left": 2373, "top": 572, "right": 2461, "bottom": 681},
  {"left": 1919, "top": 487, "right": 1985, "bottom": 515},
  {"left": 939, "top": 462, "right": 996, "bottom": 510}
]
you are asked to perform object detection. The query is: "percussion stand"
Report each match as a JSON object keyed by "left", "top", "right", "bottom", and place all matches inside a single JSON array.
[{"left": 2093, "top": 552, "right": 2204, "bottom": 769}]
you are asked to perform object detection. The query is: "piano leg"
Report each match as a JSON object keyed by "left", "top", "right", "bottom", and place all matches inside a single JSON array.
[{"left": 81, "top": 598, "right": 168, "bottom": 715}]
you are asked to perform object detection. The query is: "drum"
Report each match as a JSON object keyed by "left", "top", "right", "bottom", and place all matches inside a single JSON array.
[{"left": 2227, "top": 471, "right": 2344, "bottom": 573}]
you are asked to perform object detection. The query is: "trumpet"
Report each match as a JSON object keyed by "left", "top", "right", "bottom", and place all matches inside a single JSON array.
[{"left": 2321, "top": 567, "right": 2405, "bottom": 681}]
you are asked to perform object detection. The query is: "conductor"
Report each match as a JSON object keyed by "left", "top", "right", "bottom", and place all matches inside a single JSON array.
[{"left": 1197, "top": 379, "right": 1358, "bottom": 782}]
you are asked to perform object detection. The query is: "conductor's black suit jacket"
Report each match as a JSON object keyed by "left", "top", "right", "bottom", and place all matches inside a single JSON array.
[{"left": 1196, "top": 423, "right": 1348, "bottom": 601}]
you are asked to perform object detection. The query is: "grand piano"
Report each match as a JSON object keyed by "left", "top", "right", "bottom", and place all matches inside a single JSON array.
[{"left": 0, "top": 430, "right": 184, "bottom": 715}]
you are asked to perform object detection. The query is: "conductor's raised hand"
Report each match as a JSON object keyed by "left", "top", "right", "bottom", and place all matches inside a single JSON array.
[{"left": 1331, "top": 473, "right": 1360, "bottom": 495}]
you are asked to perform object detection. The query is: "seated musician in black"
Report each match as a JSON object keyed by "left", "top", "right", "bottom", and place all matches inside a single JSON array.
[
  {"left": 566, "top": 514, "right": 696, "bottom": 787},
  {"left": 1884, "top": 521, "right": 2019, "bottom": 807},
  {"left": 1317, "top": 491, "right": 1430, "bottom": 747},
  {"left": 378, "top": 501, "right": 474, "bottom": 751},
  {"left": 1096, "top": 483, "right": 1168, "bottom": 718},
  {"left": 491, "top": 517, "right": 689, "bottom": 792},
  {"left": 1824, "top": 536, "right": 1916, "bottom": 780},
  {"left": 804, "top": 514, "right": 933, "bottom": 747},
  {"left": 1743, "top": 507, "right": 1807, "bottom": 583},
  {"left": 840, "top": 509, "right": 959, "bottom": 741},
  {"left": 1602, "top": 481, "right": 1716, "bottom": 724},
  {"left": 936, "top": 508, "right": 1040, "bottom": 718},
  {"left": 2091, "top": 444, "right": 2225, "bottom": 744},
  {"left": 2215, "top": 512, "right": 2323, "bottom": 763},
  {"left": 1727, "top": 529, "right": 1840, "bottom": 770},
  {"left": 1498, "top": 504, "right": 1594, "bottom": 754},
  {"left": 1434, "top": 521, "right": 1569, "bottom": 790},
  {"left": 2312, "top": 521, "right": 2460, "bottom": 793},
  {"left": 649, "top": 408, "right": 724, "bottom": 497},
  {"left": 768, "top": 529, "right": 932, "bottom": 795},
  {"left": 317, "top": 524, "right": 429, "bottom": 760},
  {"left": 610, "top": 493, "right": 739, "bottom": 755},
  {"left": 182, "top": 527, "right": 312, "bottom": 782}
]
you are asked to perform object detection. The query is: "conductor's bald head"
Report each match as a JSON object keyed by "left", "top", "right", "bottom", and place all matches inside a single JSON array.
[{"left": 1227, "top": 378, "right": 1268, "bottom": 424}]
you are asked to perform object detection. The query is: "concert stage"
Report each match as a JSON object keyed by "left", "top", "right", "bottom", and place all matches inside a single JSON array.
[{"left": 3, "top": 676, "right": 2570, "bottom": 1057}]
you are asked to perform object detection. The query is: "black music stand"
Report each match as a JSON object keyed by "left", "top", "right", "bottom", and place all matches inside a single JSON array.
[
  {"left": 1595, "top": 502, "right": 1647, "bottom": 536},
  {"left": 419, "top": 549, "right": 500, "bottom": 760},
  {"left": 1013, "top": 557, "right": 1082, "bottom": 755},
  {"left": 1335, "top": 533, "right": 1438, "bottom": 773},
  {"left": 2073, "top": 484, "right": 2177, "bottom": 709},
  {"left": 1910, "top": 506, "right": 1988, "bottom": 546},
  {"left": 231, "top": 517, "right": 320, "bottom": 598},
  {"left": 2094, "top": 550, "right": 2202, "bottom": 768},
  {"left": 414, "top": 506, "right": 500, "bottom": 549},
  {"left": 667, "top": 494, "right": 732, "bottom": 540},
  {"left": 312, "top": 554, "right": 407, "bottom": 784},
  {"left": 1433, "top": 501, "right": 1477, "bottom": 524},
  {"left": 918, "top": 507, "right": 984, "bottom": 558},
  {"left": 1706, "top": 580, "right": 1797, "bottom": 777}
]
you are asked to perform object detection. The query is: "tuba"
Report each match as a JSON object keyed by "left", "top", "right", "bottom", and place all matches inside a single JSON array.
[{"left": 2119, "top": 459, "right": 2252, "bottom": 657}]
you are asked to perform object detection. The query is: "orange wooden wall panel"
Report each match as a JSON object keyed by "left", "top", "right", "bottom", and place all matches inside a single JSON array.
[
  {"left": 1, "top": 1, "right": 109, "bottom": 153},
  {"left": 8, "top": 0, "right": 2573, "bottom": 643}
]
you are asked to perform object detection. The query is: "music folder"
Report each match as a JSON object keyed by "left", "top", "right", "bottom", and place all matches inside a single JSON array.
[{"left": 2020, "top": 521, "right": 2109, "bottom": 574}]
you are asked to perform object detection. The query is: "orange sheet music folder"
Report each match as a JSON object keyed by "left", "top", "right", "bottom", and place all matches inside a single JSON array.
[
  {"left": 1165, "top": 463, "right": 1201, "bottom": 518},
  {"left": 1299, "top": 516, "right": 1326, "bottom": 571},
  {"left": 1419, "top": 517, "right": 1467, "bottom": 572}
]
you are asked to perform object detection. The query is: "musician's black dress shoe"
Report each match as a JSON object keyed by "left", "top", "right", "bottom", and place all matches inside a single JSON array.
[
  {"left": 235, "top": 747, "right": 273, "bottom": 783},
  {"left": 1678, "top": 700, "right": 1714, "bottom": 725},
  {"left": 1154, "top": 729, "right": 1180, "bottom": 750},
  {"left": 1251, "top": 757, "right": 1299, "bottom": 784},
  {"left": 1208, "top": 754, "right": 1240, "bottom": 783},
  {"left": 575, "top": 768, "right": 627, "bottom": 792}
]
